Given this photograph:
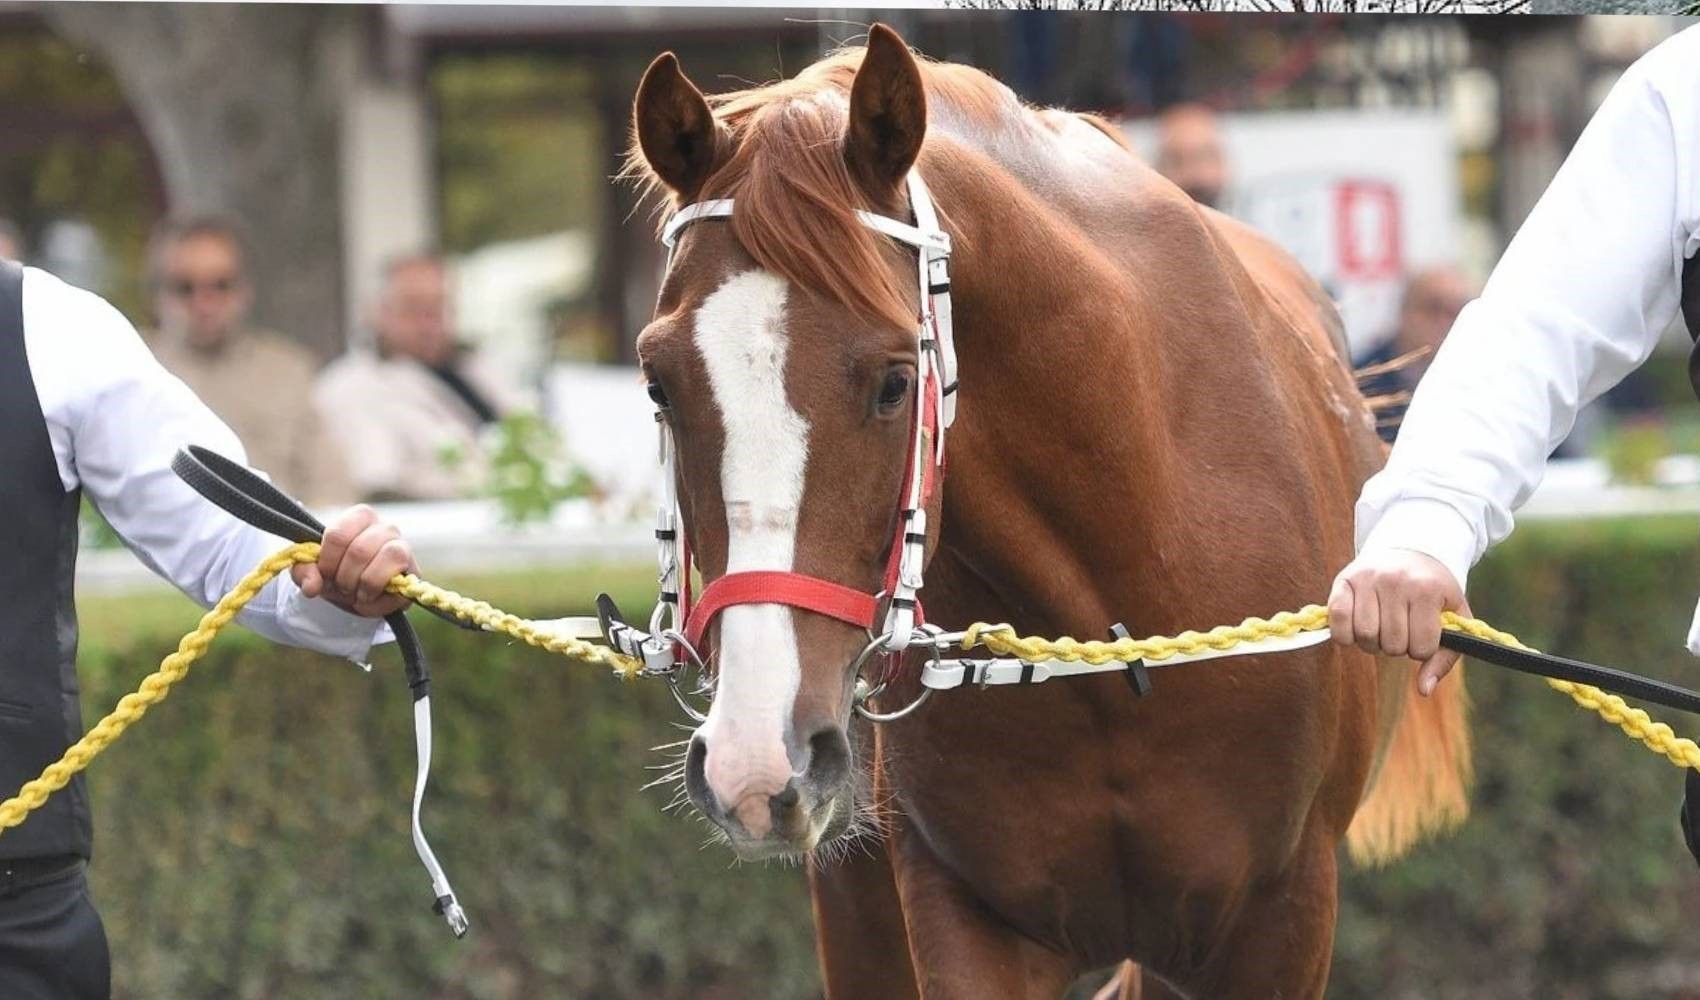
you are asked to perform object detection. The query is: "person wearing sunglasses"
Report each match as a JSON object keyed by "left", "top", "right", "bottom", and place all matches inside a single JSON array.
[
  {"left": 1327, "top": 25, "right": 1700, "bottom": 864},
  {"left": 147, "top": 217, "right": 350, "bottom": 504}
]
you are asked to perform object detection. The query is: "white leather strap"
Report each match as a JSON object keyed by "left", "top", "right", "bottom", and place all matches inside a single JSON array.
[
  {"left": 662, "top": 199, "right": 735, "bottom": 248},
  {"left": 919, "top": 629, "right": 1333, "bottom": 689},
  {"left": 854, "top": 210, "right": 953, "bottom": 256},
  {"left": 411, "top": 697, "right": 468, "bottom": 937},
  {"left": 906, "top": 172, "right": 958, "bottom": 430}
]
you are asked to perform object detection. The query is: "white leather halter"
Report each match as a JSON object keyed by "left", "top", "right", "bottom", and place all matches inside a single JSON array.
[
  {"left": 570, "top": 168, "right": 1331, "bottom": 722},
  {"left": 643, "top": 170, "right": 959, "bottom": 666}
]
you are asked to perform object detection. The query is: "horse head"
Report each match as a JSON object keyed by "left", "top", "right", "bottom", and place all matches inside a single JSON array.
[{"left": 628, "top": 25, "right": 942, "bottom": 859}]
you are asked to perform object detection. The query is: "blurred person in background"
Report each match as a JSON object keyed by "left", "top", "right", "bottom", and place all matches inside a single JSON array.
[
  {"left": 315, "top": 252, "right": 522, "bottom": 502},
  {"left": 0, "top": 256, "right": 418, "bottom": 999},
  {"left": 1357, "top": 265, "right": 1477, "bottom": 442},
  {"left": 0, "top": 219, "right": 23, "bottom": 261},
  {"left": 1155, "top": 102, "right": 1229, "bottom": 210},
  {"left": 147, "top": 217, "right": 350, "bottom": 504},
  {"left": 1326, "top": 26, "right": 1700, "bottom": 865}
]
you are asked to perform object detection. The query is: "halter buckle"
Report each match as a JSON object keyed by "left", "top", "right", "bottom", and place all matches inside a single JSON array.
[{"left": 597, "top": 594, "right": 684, "bottom": 677}]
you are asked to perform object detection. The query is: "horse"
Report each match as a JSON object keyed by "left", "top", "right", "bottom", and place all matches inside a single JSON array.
[{"left": 625, "top": 25, "right": 1470, "bottom": 998}]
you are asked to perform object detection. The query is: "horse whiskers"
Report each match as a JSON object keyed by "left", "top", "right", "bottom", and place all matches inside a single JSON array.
[{"left": 639, "top": 767, "right": 685, "bottom": 792}]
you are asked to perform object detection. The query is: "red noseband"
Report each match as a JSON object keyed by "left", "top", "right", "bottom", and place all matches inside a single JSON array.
[{"left": 683, "top": 571, "right": 923, "bottom": 652}]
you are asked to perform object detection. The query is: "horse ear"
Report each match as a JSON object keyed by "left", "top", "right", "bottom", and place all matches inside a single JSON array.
[
  {"left": 845, "top": 24, "right": 927, "bottom": 195},
  {"left": 634, "top": 52, "right": 721, "bottom": 198}
]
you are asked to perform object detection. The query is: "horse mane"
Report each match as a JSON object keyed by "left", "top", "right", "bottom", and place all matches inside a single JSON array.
[{"left": 625, "top": 45, "right": 1020, "bottom": 332}]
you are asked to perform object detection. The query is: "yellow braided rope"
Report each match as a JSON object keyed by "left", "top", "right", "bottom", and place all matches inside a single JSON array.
[
  {"left": 8, "top": 547, "right": 1697, "bottom": 840},
  {"left": 0, "top": 542, "right": 642, "bottom": 838},
  {"left": 961, "top": 606, "right": 1700, "bottom": 773},
  {"left": 392, "top": 576, "right": 642, "bottom": 675}
]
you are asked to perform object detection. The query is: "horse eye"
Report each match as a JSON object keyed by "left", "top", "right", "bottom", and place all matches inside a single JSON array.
[
  {"left": 646, "top": 380, "right": 670, "bottom": 409},
  {"left": 877, "top": 370, "right": 912, "bottom": 412}
]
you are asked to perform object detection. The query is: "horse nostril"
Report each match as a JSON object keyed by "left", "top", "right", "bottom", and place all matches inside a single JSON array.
[
  {"left": 684, "top": 734, "right": 717, "bottom": 817},
  {"left": 766, "top": 780, "right": 804, "bottom": 833},
  {"left": 803, "top": 725, "right": 851, "bottom": 791}
]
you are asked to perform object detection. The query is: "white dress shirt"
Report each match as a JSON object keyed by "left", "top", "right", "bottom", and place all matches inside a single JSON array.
[
  {"left": 1356, "top": 26, "right": 1700, "bottom": 650},
  {"left": 20, "top": 266, "right": 386, "bottom": 661}
]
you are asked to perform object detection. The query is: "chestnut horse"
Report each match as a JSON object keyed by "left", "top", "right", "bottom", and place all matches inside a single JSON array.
[{"left": 627, "top": 26, "right": 1469, "bottom": 999}]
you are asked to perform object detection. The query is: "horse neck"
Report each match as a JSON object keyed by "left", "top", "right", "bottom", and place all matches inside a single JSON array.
[{"left": 923, "top": 151, "right": 1321, "bottom": 637}]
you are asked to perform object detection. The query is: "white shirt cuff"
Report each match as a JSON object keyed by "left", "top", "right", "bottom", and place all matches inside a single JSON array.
[
  {"left": 1357, "top": 497, "right": 1480, "bottom": 593},
  {"left": 276, "top": 585, "right": 395, "bottom": 664},
  {"left": 1684, "top": 598, "right": 1700, "bottom": 658}
]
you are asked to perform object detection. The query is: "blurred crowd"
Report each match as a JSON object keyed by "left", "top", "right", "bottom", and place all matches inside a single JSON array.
[
  {"left": 0, "top": 215, "right": 523, "bottom": 507},
  {"left": 0, "top": 100, "right": 1613, "bottom": 495}
]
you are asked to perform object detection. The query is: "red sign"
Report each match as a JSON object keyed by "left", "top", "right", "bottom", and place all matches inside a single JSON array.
[{"left": 1334, "top": 180, "right": 1403, "bottom": 281}]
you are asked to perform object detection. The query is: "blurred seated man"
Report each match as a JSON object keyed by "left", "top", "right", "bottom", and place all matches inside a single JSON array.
[
  {"left": 0, "top": 218, "right": 22, "bottom": 260},
  {"left": 147, "top": 217, "right": 350, "bottom": 502},
  {"left": 315, "top": 253, "right": 522, "bottom": 502},
  {"left": 1357, "top": 264, "right": 1476, "bottom": 442},
  {"left": 1155, "top": 102, "right": 1229, "bottom": 210}
]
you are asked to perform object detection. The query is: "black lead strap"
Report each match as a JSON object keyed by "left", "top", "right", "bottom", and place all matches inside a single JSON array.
[
  {"left": 1438, "top": 630, "right": 1700, "bottom": 716},
  {"left": 170, "top": 445, "right": 470, "bottom": 938}
]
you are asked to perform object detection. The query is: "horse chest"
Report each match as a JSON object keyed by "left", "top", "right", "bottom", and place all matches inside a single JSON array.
[{"left": 880, "top": 682, "right": 1276, "bottom": 962}]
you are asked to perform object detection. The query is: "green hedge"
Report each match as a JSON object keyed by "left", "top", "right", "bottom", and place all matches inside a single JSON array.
[
  {"left": 70, "top": 523, "right": 1700, "bottom": 998},
  {"left": 79, "top": 564, "right": 819, "bottom": 1000},
  {"left": 1334, "top": 516, "right": 1700, "bottom": 998}
]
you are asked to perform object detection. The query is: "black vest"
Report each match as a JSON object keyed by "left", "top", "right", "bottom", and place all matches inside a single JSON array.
[{"left": 0, "top": 262, "right": 91, "bottom": 861}]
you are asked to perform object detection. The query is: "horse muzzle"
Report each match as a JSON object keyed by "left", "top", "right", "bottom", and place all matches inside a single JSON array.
[{"left": 685, "top": 723, "right": 854, "bottom": 858}]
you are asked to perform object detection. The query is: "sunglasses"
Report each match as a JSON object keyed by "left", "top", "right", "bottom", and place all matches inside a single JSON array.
[{"left": 166, "top": 276, "right": 241, "bottom": 299}]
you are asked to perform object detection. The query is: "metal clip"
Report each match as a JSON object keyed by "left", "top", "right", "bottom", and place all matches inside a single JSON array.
[
  {"left": 1109, "top": 623, "right": 1152, "bottom": 697},
  {"left": 597, "top": 594, "right": 681, "bottom": 677},
  {"left": 435, "top": 894, "right": 470, "bottom": 938}
]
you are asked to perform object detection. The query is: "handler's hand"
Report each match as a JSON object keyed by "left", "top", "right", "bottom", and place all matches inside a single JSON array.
[
  {"left": 1328, "top": 549, "right": 1470, "bottom": 698},
  {"left": 290, "top": 504, "right": 416, "bottom": 618}
]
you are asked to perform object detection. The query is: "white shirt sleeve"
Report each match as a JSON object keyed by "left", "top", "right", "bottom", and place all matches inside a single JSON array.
[
  {"left": 1356, "top": 28, "right": 1700, "bottom": 600},
  {"left": 21, "top": 267, "right": 390, "bottom": 662}
]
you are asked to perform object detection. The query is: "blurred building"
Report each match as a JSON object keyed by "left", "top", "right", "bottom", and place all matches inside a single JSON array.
[{"left": 0, "top": 7, "right": 1690, "bottom": 394}]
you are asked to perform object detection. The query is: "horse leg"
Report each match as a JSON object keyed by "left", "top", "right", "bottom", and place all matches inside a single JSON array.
[
  {"left": 806, "top": 841, "right": 919, "bottom": 1000},
  {"left": 889, "top": 828, "right": 1078, "bottom": 999}
]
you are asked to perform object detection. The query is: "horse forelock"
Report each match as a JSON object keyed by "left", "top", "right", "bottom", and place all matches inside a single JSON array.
[{"left": 627, "top": 45, "right": 1022, "bottom": 334}]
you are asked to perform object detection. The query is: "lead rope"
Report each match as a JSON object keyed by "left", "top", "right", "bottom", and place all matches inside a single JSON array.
[
  {"left": 958, "top": 607, "right": 1700, "bottom": 771},
  {"left": 0, "top": 540, "right": 645, "bottom": 934},
  {"left": 4, "top": 537, "right": 1700, "bottom": 934}
]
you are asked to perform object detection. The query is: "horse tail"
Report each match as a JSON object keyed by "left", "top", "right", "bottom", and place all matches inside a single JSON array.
[{"left": 1345, "top": 659, "right": 1472, "bottom": 865}]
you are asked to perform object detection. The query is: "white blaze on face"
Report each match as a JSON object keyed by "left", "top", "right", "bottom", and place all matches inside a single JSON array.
[{"left": 693, "top": 269, "right": 808, "bottom": 821}]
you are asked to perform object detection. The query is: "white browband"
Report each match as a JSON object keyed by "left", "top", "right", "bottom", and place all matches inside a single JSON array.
[{"left": 661, "top": 196, "right": 952, "bottom": 258}]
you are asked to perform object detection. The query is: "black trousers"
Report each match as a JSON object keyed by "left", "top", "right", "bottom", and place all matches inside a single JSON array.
[{"left": 0, "top": 864, "right": 110, "bottom": 1000}]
